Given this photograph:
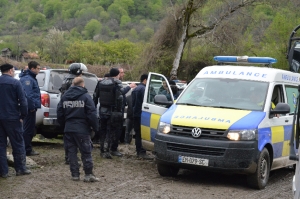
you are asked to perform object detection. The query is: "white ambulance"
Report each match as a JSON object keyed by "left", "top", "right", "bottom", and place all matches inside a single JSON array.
[{"left": 141, "top": 56, "right": 298, "bottom": 189}]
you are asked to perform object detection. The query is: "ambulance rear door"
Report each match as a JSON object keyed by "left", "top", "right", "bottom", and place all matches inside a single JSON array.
[{"left": 141, "top": 72, "right": 173, "bottom": 142}]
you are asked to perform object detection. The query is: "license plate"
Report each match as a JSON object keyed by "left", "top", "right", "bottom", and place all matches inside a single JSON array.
[{"left": 178, "top": 155, "right": 209, "bottom": 166}]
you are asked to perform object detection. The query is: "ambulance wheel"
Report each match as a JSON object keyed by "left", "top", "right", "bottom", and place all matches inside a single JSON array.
[
  {"left": 157, "top": 163, "right": 179, "bottom": 177},
  {"left": 247, "top": 148, "right": 270, "bottom": 189}
]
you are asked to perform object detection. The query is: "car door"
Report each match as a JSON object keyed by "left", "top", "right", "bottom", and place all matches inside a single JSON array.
[
  {"left": 268, "top": 84, "right": 297, "bottom": 169},
  {"left": 141, "top": 72, "right": 173, "bottom": 142}
]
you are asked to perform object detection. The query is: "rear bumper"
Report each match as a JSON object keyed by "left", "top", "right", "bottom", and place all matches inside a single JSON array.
[{"left": 43, "top": 118, "right": 59, "bottom": 125}]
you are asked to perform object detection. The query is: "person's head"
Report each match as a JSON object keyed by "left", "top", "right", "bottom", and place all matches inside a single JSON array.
[
  {"left": 168, "top": 80, "right": 176, "bottom": 86},
  {"left": 72, "top": 77, "right": 85, "bottom": 87},
  {"left": 170, "top": 85, "right": 178, "bottom": 95},
  {"left": 104, "top": 73, "right": 110, "bottom": 78},
  {"left": 140, "top": 74, "right": 148, "bottom": 84},
  {"left": 118, "top": 67, "right": 124, "bottom": 80},
  {"left": 69, "top": 63, "right": 88, "bottom": 76},
  {"left": 0, "top": 63, "right": 15, "bottom": 77},
  {"left": 109, "top": 67, "right": 120, "bottom": 78},
  {"left": 28, "top": 61, "right": 41, "bottom": 75},
  {"left": 162, "top": 80, "right": 167, "bottom": 89}
]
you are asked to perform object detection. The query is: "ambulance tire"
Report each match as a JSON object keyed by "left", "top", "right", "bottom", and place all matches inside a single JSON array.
[
  {"left": 157, "top": 163, "right": 179, "bottom": 177},
  {"left": 247, "top": 148, "right": 270, "bottom": 189}
]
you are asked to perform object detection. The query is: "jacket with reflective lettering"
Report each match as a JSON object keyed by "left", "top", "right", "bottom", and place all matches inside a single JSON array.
[{"left": 57, "top": 86, "right": 99, "bottom": 134}]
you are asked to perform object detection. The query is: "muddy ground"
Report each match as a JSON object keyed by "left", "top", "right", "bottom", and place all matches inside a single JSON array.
[{"left": 0, "top": 136, "right": 295, "bottom": 199}]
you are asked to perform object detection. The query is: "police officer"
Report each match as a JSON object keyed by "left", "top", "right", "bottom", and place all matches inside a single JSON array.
[
  {"left": 0, "top": 63, "right": 31, "bottom": 177},
  {"left": 60, "top": 63, "right": 88, "bottom": 164},
  {"left": 57, "top": 77, "right": 99, "bottom": 182},
  {"left": 60, "top": 63, "right": 88, "bottom": 95},
  {"left": 93, "top": 68, "right": 135, "bottom": 158},
  {"left": 19, "top": 61, "right": 41, "bottom": 156},
  {"left": 132, "top": 74, "right": 153, "bottom": 159}
]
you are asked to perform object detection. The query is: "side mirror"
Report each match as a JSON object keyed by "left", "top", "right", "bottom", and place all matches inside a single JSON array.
[
  {"left": 154, "top": 95, "right": 173, "bottom": 107},
  {"left": 270, "top": 103, "right": 290, "bottom": 114}
]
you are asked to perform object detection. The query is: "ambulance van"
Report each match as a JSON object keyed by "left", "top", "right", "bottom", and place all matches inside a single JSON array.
[{"left": 141, "top": 56, "right": 298, "bottom": 189}]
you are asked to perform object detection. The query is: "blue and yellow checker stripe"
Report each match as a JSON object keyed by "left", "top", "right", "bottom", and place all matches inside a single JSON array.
[
  {"left": 258, "top": 125, "right": 293, "bottom": 158},
  {"left": 141, "top": 111, "right": 160, "bottom": 142}
]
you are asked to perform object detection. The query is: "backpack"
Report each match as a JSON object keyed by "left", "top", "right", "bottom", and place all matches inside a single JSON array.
[{"left": 98, "top": 77, "right": 122, "bottom": 109}]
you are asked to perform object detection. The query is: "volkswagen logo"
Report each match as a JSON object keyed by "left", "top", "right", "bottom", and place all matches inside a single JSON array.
[{"left": 191, "top": 127, "right": 202, "bottom": 138}]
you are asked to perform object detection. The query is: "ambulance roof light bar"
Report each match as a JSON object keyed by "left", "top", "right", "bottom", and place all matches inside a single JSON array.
[{"left": 214, "top": 56, "right": 277, "bottom": 67}]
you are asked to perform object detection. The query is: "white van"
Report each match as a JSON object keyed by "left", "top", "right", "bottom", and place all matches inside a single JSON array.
[{"left": 141, "top": 56, "right": 298, "bottom": 189}]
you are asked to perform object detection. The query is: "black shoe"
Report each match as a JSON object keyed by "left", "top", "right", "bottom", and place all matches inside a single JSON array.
[
  {"left": 110, "top": 150, "right": 123, "bottom": 157},
  {"left": 16, "top": 169, "right": 31, "bottom": 176},
  {"left": 26, "top": 150, "right": 39, "bottom": 156},
  {"left": 100, "top": 152, "right": 112, "bottom": 159},
  {"left": 137, "top": 153, "right": 154, "bottom": 160},
  {"left": 1, "top": 173, "right": 11, "bottom": 178}
]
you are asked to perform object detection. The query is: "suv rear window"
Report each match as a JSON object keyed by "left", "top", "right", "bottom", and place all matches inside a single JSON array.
[
  {"left": 48, "top": 71, "right": 98, "bottom": 94},
  {"left": 36, "top": 72, "right": 45, "bottom": 87}
]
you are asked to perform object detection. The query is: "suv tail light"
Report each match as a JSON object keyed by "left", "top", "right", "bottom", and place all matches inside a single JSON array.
[
  {"left": 41, "top": 94, "right": 50, "bottom": 117},
  {"left": 41, "top": 94, "right": 50, "bottom": 107}
]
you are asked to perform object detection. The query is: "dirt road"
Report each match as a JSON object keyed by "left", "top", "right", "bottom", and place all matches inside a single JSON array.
[{"left": 1, "top": 138, "right": 294, "bottom": 199}]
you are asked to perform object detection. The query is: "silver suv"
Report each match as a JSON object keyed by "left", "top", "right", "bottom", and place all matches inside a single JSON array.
[{"left": 16, "top": 69, "right": 98, "bottom": 138}]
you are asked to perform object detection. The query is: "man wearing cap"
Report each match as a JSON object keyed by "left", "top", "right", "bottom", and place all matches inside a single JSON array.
[
  {"left": 93, "top": 67, "right": 136, "bottom": 158},
  {"left": 0, "top": 63, "right": 31, "bottom": 177},
  {"left": 19, "top": 61, "right": 41, "bottom": 156}
]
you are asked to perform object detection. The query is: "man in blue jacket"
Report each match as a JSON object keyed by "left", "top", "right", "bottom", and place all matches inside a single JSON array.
[
  {"left": 0, "top": 63, "right": 31, "bottom": 177},
  {"left": 19, "top": 61, "right": 41, "bottom": 156},
  {"left": 132, "top": 74, "right": 153, "bottom": 160},
  {"left": 57, "top": 77, "right": 99, "bottom": 182}
]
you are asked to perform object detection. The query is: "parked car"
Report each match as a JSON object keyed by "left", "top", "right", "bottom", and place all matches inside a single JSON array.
[{"left": 15, "top": 69, "right": 98, "bottom": 138}]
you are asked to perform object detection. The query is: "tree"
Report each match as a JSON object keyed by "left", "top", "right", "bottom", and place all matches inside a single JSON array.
[
  {"left": 84, "top": 19, "right": 102, "bottom": 39},
  {"left": 44, "top": 27, "right": 66, "bottom": 63},
  {"left": 28, "top": 12, "right": 46, "bottom": 28},
  {"left": 168, "top": 0, "right": 259, "bottom": 78}
]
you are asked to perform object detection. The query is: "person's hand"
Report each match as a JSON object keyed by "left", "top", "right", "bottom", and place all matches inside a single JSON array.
[
  {"left": 20, "top": 119, "right": 23, "bottom": 123},
  {"left": 30, "top": 109, "right": 36, "bottom": 112},
  {"left": 129, "top": 83, "right": 137, "bottom": 89}
]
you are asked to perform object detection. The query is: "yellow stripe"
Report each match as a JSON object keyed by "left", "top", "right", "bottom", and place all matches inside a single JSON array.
[
  {"left": 150, "top": 114, "right": 160, "bottom": 129},
  {"left": 282, "top": 140, "right": 290, "bottom": 156},
  {"left": 171, "top": 106, "right": 251, "bottom": 129},
  {"left": 271, "top": 126, "right": 284, "bottom": 143},
  {"left": 141, "top": 125, "right": 151, "bottom": 141}
]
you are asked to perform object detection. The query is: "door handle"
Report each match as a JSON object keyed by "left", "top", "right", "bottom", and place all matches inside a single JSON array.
[
  {"left": 285, "top": 120, "right": 289, "bottom": 122},
  {"left": 144, "top": 107, "right": 149, "bottom": 109}
]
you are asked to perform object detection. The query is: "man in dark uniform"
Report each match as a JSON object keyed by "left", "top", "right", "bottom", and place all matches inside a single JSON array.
[
  {"left": 132, "top": 74, "right": 153, "bottom": 159},
  {"left": 59, "top": 63, "right": 88, "bottom": 164},
  {"left": 19, "top": 61, "right": 41, "bottom": 156},
  {"left": 57, "top": 77, "right": 99, "bottom": 182},
  {"left": 0, "top": 63, "right": 31, "bottom": 177},
  {"left": 93, "top": 68, "right": 136, "bottom": 158}
]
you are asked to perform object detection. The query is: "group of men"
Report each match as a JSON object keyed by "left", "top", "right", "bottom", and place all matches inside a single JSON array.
[
  {"left": 0, "top": 61, "right": 153, "bottom": 182},
  {"left": 0, "top": 61, "right": 41, "bottom": 178},
  {"left": 57, "top": 64, "right": 153, "bottom": 182}
]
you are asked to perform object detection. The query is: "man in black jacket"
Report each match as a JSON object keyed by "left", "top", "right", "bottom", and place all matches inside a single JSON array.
[
  {"left": 57, "top": 77, "right": 99, "bottom": 182},
  {"left": 132, "top": 74, "right": 153, "bottom": 160}
]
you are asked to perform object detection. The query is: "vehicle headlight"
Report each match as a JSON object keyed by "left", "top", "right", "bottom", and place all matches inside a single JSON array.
[
  {"left": 158, "top": 122, "right": 171, "bottom": 134},
  {"left": 227, "top": 129, "right": 256, "bottom": 141}
]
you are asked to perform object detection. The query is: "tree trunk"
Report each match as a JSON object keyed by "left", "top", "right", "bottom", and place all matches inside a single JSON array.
[{"left": 170, "top": 25, "right": 188, "bottom": 79}]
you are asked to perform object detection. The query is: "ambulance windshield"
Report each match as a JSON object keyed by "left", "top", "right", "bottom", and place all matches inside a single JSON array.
[{"left": 176, "top": 78, "right": 269, "bottom": 111}]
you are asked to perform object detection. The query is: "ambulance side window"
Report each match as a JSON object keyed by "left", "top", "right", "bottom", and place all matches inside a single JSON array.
[
  {"left": 271, "top": 85, "right": 284, "bottom": 108},
  {"left": 285, "top": 85, "right": 298, "bottom": 114},
  {"left": 147, "top": 75, "right": 169, "bottom": 107}
]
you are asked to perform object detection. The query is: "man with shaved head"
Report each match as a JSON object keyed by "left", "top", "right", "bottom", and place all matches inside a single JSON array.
[{"left": 57, "top": 77, "right": 99, "bottom": 182}]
